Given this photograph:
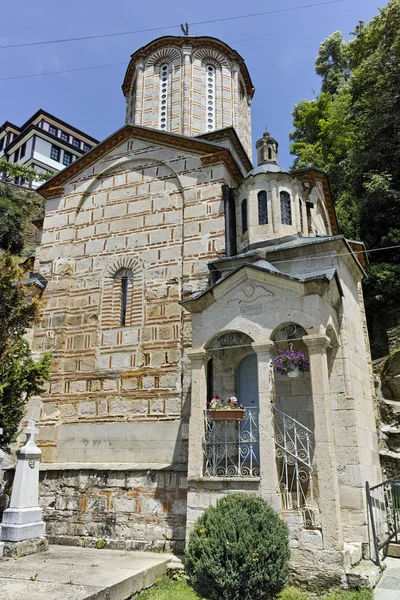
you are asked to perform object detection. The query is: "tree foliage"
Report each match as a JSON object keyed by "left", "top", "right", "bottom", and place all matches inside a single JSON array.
[
  {"left": 0, "top": 253, "right": 51, "bottom": 451},
  {"left": 0, "top": 181, "right": 46, "bottom": 255},
  {"left": 290, "top": 0, "right": 400, "bottom": 355},
  {"left": 0, "top": 157, "right": 53, "bottom": 183},
  {"left": 185, "top": 493, "right": 290, "bottom": 600}
]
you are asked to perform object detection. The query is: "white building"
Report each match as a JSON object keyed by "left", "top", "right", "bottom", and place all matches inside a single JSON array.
[{"left": 0, "top": 110, "right": 98, "bottom": 188}]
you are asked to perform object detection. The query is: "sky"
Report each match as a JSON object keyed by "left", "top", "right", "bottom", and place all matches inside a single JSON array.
[{"left": 0, "top": 0, "right": 383, "bottom": 168}]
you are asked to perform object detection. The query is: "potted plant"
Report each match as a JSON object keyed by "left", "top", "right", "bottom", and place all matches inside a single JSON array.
[
  {"left": 271, "top": 350, "right": 310, "bottom": 378},
  {"left": 207, "top": 396, "right": 245, "bottom": 421}
]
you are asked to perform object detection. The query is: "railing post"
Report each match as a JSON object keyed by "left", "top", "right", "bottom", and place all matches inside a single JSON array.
[{"left": 366, "top": 481, "right": 381, "bottom": 566}]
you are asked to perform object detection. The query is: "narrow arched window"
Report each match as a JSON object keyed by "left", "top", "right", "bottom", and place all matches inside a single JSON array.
[
  {"left": 299, "top": 198, "right": 304, "bottom": 232},
  {"left": 241, "top": 198, "right": 248, "bottom": 234},
  {"left": 206, "top": 64, "right": 215, "bottom": 131},
  {"left": 159, "top": 64, "right": 169, "bottom": 130},
  {"left": 280, "top": 191, "right": 292, "bottom": 225},
  {"left": 268, "top": 147, "right": 272, "bottom": 160},
  {"left": 258, "top": 191, "right": 268, "bottom": 225},
  {"left": 113, "top": 268, "right": 134, "bottom": 327}
]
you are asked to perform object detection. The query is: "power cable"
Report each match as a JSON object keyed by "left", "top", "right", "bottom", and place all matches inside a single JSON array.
[
  {"left": 0, "top": 7, "right": 376, "bottom": 82},
  {"left": 0, "top": 0, "right": 346, "bottom": 50}
]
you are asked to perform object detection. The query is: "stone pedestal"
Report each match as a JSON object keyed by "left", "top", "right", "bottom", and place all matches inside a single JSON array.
[{"left": 0, "top": 421, "right": 46, "bottom": 545}]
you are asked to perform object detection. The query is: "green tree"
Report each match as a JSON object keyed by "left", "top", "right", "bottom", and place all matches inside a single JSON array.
[
  {"left": 0, "top": 253, "right": 51, "bottom": 451},
  {"left": 290, "top": 0, "right": 400, "bottom": 356}
]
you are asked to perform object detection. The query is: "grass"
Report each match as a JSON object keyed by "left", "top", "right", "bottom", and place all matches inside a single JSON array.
[{"left": 136, "top": 577, "right": 374, "bottom": 600}]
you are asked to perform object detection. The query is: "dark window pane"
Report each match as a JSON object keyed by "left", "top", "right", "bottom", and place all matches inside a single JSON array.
[
  {"left": 120, "top": 277, "right": 129, "bottom": 326},
  {"left": 63, "top": 151, "right": 72, "bottom": 166},
  {"left": 50, "top": 145, "right": 60, "bottom": 161},
  {"left": 49, "top": 125, "right": 57, "bottom": 136},
  {"left": 0, "top": 137, "right": 4, "bottom": 152},
  {"left": 13, "top": 148, "right": 19, "bottom": 162},
  {"left": 20, "top": 142, "right": 26, "bottom": 159},
  {"left": 241, "top": 198, "right": 248, "bottom": 234},
  {"left": 83, "top": 143, "right": 91, "bottom": 152},
  {"left": 258, "top": 190, "right": 268, "bottom": 225},
  {"left": 60, "top": 131, "right": 69, "bottom": 142},
  {"left": 280, "top": 191, "right": 292, "bottom": 225},
  {"left": 72, "top": 138, "right": 80, "bottom": 148}
]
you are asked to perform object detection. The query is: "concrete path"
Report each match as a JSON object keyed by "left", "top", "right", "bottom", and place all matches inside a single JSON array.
[
  {"left": 375, "top": 558, "right": 400, "bottom": 599},
  {"left": 0, "top": 545, "right": 174, "bottom": 599}
]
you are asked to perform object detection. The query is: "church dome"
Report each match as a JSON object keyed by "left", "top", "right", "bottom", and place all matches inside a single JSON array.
[{"left": 122, "top": 35, "right": 255, "bottom": 158}]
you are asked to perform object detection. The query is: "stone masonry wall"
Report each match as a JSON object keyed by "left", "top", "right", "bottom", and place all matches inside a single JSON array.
[
  {"left": 32, "top": 136, "right": 235, "bottom": 464},
  {"left": 1, "top": 467, "right": 187, "bottom": 553}
]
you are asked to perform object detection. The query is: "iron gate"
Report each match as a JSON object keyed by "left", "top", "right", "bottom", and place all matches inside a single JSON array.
[{"left": 366, "top": 475, "right": 400, "bottom": 565}]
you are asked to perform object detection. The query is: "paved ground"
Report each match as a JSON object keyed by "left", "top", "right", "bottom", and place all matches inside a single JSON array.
[
  {"left": 0, "top": 545, "right": 174, "bottom": 599},
  {"left": 375, "top": 558, "right": 400, "bottom": 599}
]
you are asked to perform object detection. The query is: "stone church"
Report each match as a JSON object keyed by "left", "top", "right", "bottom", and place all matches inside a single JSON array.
[{"left": 22, "top": 35, "right": 381, "bottom": 585}]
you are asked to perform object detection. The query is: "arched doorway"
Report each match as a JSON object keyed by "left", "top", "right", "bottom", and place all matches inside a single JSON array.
[{"left": 237, "top": 353, "right": 260, "bottom": 466}]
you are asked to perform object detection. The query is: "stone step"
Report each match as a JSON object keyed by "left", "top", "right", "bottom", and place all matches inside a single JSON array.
[
  {"left": 0, "top": 545, "right": 174, "bottom": 599},
  {"left": 387, "top": 542, "right": 400, "bottom": 558}
]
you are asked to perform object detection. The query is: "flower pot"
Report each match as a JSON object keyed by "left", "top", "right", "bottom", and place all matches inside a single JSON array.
[
  {"left": 209, "top": 409, "right": 245, "bottom": 422},
  {"left": 287, "top": 367, "right": 300, "bottom": 378}
]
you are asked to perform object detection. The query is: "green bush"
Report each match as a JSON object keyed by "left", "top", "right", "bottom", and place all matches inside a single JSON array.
[{"left": 185, "top": 492, "right": 290, "bottom": 600}]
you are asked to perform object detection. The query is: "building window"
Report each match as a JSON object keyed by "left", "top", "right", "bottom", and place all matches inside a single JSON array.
[
  {"left": 20, "top": 178, "right": 25, "bottom": 186},
  {"left": 268, "top": 148, "right": 272, "bottom": 160},
  {"left": 0, "top": 137, "right": 4, "bottom": 152},
  {"left": 13, "top": 148, "right": 19, "bottom": 162},
  {"left": 112, "top": 267, "right": 134, "bottom": 327},
  {"left": 306, "top": 202, "right": 313, "bottom": 234},
  {"left": 241, "top": 198, "right": 248, "bottom": 234},
  {"left": 50, "top": 145, "right": 60, "bottom": 161},
  {"left": 83, "top": 143, "right": 91, "bottom": 153},
  {"left": 60, "top": 131, "right": 69, "bottom": 142},
  {"left": 258, "top": 190, "right": 268, "bottom": 225},
  {"left": 299, "top": 198, "right": 304, "bottom": 232},
  {"left": 72, "top": 138, "right": 80, "bottom": 149},
  {"left": 49, "top": 125, "right": 57, "bottom": 136},
  {"left": 280, "top": 191, "right": 292, "bottom": 225},
  {"left": 63, "top": 151, "right": 72, "bottom": 166},
  {"left": 20, "top": 142, "right": 26, "bottom": 159},
  {"left": 206, "top": 64, "right": 216, "bottom": 131},
  {"left": 159, "top": 64, "right": 169, "bottom": 130}
]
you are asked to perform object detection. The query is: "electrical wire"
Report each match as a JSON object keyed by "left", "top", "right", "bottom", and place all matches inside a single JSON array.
[
  {"left": 0, "top": 7, "right": 377, "bottom": 82},
  {"left": 0, "top": 0, "right": 346, "bottom": 50}
]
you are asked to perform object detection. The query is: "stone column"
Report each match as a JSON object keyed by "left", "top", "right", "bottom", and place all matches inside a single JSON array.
[
  {"left": 252, "top": 342, "right": 281, "bottom": 510},
  {"left": 134, "top": 61, "right": 144, "bottom": 126},
  {"left": 182, "top": 48, "right": 191, "bottom": 136},
  {"left": 187, "top": 350, "right": 211, "bottom": 478},
  {"left": 303, "top": 334, "right": 343, "bottom": 550}
]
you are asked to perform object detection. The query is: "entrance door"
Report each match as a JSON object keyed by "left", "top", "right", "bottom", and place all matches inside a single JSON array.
[{"left": 237, "top": 353, "right": 260, "bottom": 467}]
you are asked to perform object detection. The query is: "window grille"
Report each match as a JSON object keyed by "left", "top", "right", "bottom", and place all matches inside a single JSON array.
[
  {"left": 159, "top": 64, "right": 169, "bottom": 130},
  {"left": 206, "top": 65, "right": 215, "bottom": 131},
  {"left": 280, "top": 191, "right": 292, "bottom": 225},
  {"left": 258, "top": 190, "right": 268, "bottom": 225},
  {"left": 241, "top": 198, "right": 248, "bottom": 234}
]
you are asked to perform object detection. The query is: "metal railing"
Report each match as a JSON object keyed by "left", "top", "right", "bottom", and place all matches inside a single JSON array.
[
  {"left": 274, "top": 407, "right": 319, "bottom": 528},
  {"left": 366, "top": 475, "right": 400, "bottom": 566},
  {"left": 203, "top": 409, "right": 260, "bottom": 477}
]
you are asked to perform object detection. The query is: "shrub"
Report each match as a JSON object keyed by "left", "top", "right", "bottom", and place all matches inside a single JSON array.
[{"left": 185, "top": 492, "right": 290, "bottom": 600}]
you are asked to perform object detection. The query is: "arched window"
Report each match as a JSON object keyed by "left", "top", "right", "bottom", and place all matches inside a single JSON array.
[
  {"left": 241, "top": 198, "right": 248, "bottom": 234},
  {"left": 299, "top": 198, "right": 304, "bottom": 232},
  {"left": 159, "top": 64, "right": 169, "bottom": 130},
  {"left": 258, "top": 190, "right": 268, "bottom": 225},
  {"left": 268, "top": 147, "right": 272, "bottom": 160},
  {"left": 280, "top": 191, "right": 292, "bottom": 225},
  {"left": 113, "top": 268, "right": 134, "bottom": 327},
  {"left": 206, "top": 64, "right": 215, "bottom": 131}
]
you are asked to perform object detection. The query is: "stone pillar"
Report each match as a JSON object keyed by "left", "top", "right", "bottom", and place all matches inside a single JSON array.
[
  {"left": 1, "top": 421, "right": 46, "bottom": 545},
  {"left": 303, "top": 334, "right": 343, "bottom": 550},
  {"left": 134, "top": 62, "right": 144, "bottom": 126},
  {"left": 187, "top": 350, "right": 211, "bottom": 478},
  {"left": 252, "top": 342, "right": 281, "bottom": 510},
  {"left": 182, "top": 48, "right": 191, "bottom": 136}
]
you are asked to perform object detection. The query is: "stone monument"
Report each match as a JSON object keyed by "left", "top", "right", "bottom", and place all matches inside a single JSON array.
[{"left": 0, "top": 421, "right": 48, "bottom": 556}]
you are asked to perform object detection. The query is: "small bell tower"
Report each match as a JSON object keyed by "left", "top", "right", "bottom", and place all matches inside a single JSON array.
[{"left": 255, "top": 131, "right": 279, "bottom": 165}]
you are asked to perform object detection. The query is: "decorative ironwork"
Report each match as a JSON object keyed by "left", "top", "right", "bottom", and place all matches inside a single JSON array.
[
  {"left": 258, "top": 190, "right": 268, "bottom": 225},
  {"left": 275, "top": 323, "right": 307, "bottom": 342},
  {"left": 280, "top": 191, "right": 292, "bottom": 225},
  {"left": 366, "top": 475, "right": 400, "bottom": 566},
  {"left": 274, "top": 407, "right": 319, "bottom": 528},
  {"left": 209, "top": 331, "right": 253, "bottom": 351},
  {"left": 203, "top": 409, "right": 260, "bottom": 477}
]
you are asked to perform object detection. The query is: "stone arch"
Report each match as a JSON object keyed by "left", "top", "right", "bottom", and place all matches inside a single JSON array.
[
  {"left": 145, "top": 47, "right": 181, "bottom": 67},
  {"left": 192, "top": 48, "right": 230, "bottom": 69}
]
